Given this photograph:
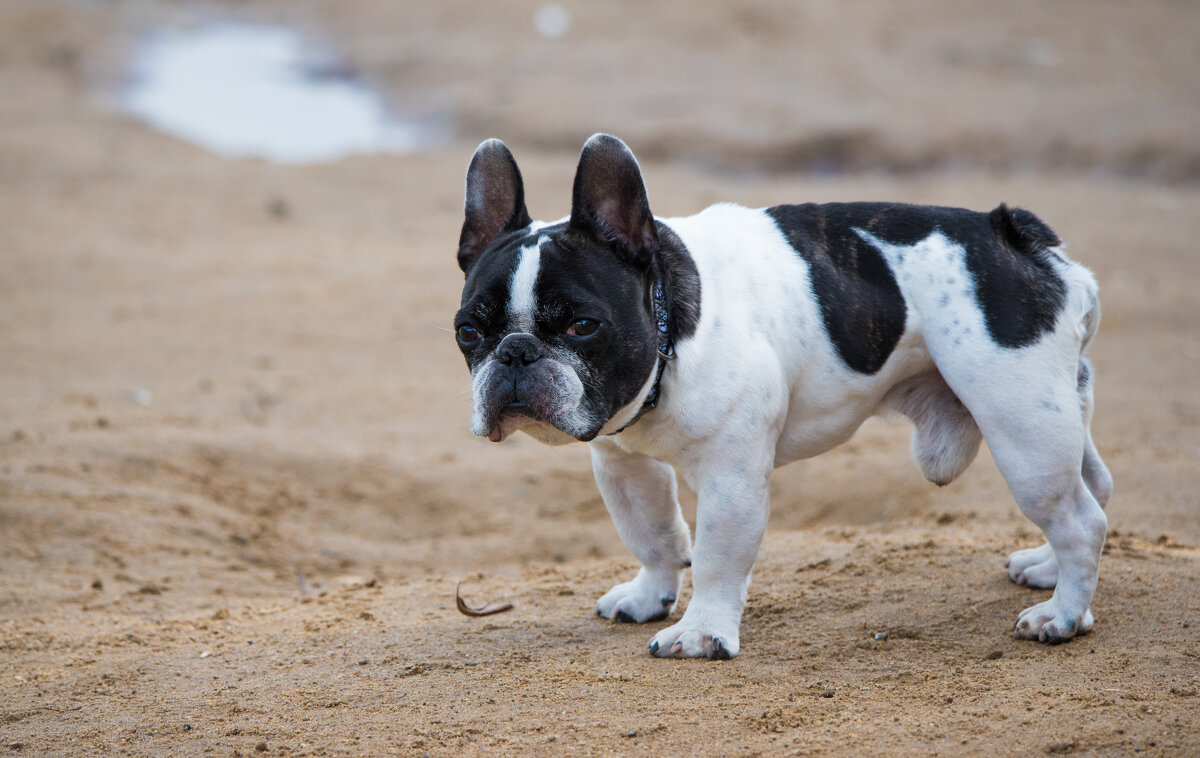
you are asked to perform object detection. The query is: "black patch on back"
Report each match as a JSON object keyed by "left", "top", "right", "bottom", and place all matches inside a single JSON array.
[
  {"left": 767, "top": 202, "right": 1068, "bottom": 365},
  {"left": 766, "top": 204, "right": 908, "bottom": 374},
  {"left": 974, "top": 204, "right": 1067, "bottom": 347}
]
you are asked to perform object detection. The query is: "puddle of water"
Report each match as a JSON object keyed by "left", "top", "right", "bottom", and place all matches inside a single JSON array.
[{"left": 123, "top": 24, "right": 426, "bottom": 164}]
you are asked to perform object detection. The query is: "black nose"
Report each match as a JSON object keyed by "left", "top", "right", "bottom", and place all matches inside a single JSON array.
[{"left": 496, "top": 333, "right": 542, "bottom": 366}]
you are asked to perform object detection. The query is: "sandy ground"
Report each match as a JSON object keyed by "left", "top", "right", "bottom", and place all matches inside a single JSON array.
[{"left": 2, "top": 1, "right": 1199, "bottom": 755}]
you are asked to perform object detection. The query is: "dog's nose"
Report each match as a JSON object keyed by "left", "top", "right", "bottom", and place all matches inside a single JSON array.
[{"left": 496, "top": 333, "right": 542, "bottom": 366}]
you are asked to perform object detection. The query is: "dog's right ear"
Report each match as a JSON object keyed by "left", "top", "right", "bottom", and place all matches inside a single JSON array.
[
  {"left": 568, "top": 134, "right": 657, "bottom": 270},
  {"left": 458, "top": 139, "right": 532, "bottom": 273}
]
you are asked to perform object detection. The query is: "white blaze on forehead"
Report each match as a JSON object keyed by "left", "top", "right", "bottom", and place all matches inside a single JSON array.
[{"left": 507, "top": 237, "right": 544, "bottom": 331}]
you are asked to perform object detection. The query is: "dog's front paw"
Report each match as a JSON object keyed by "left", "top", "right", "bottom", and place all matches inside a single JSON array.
[
  {"left": 1006, "top": 542, "right": 1058, "bottom": 588},
  {"left": 596, "top": 569, "right": 679, "bottom": 623},
  {"left": 647, "top": 610, "right": 740, "bottom": 660},
  {"left": 1014, "top": 598, "right": 1093, "bottom": 643}
]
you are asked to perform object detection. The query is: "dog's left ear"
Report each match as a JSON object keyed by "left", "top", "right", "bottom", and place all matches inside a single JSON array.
[
  {"left": 458, "top": 139, "right": 532, "bottom": 273},
  {"left": 569, "top": 134, "right": 658, "bottom": 269}
]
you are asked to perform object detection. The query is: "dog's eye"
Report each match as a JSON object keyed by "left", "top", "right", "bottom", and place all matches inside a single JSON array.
[
  {"left": 457, "top": 325, "right": 481, "bottom": 344},
  {"left": 567, "top": 319, "right": 599, "bottom": 337}
]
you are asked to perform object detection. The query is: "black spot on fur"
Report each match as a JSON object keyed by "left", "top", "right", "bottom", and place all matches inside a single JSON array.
[
  {"left": 974, "top": 204, "right": 1067, "bottom": 348},
  {"left": 766, "top": 204, "right": 907, "bottom": 374},
  {"left": 991, "top": 203, "right": 1060, "bottom": 254}
]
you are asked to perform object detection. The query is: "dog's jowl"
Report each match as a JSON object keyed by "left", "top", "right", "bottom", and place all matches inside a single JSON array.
[{"left": 453, "top": 134, "right": 1112, "bottom": 659}]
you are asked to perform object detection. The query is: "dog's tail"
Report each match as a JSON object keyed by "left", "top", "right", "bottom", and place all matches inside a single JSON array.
[{"left": 990, "top": 203, "right": 1060, "bottom": 257}]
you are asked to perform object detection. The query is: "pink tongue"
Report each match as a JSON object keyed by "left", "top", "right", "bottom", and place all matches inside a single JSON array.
[{"left": 488, "top": 426, "right": 502, "bottom": 442}]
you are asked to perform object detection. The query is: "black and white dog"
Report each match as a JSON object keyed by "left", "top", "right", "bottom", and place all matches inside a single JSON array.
[{"left": 453, "top": 134, "right": 1112, "bottom": 659}]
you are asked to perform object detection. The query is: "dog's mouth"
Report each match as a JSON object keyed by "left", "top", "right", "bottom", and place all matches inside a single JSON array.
[
  {"left": 487, "top": 402, "right": 538, "bottom": 442},
  {"left": 481, "top": 398, "right": 592, "bottom": 446},
  {"left": 471, "top": 354, "right": 594, "bottom": 445}
]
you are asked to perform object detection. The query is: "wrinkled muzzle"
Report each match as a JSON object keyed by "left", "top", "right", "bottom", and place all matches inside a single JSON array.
[{"left": 470, "top": 334, "right": 594, "bottom": 444}]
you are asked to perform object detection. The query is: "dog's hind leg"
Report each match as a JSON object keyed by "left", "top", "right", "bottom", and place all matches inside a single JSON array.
[
  {"left": 873, "top": 220, "right": 1107, "bottom": 641},
  {"left": 1078, "top": 359, "right": 1114, "bottom": 507},
  {"left": 1005, "top": 357, "right": 1113, "bottom": 589},
  {"left": 950, "top": 343, "right": 1106, "bottom": 643},
  {"left": 918, "top": 269, "right": 1105, "bottom": 643}
]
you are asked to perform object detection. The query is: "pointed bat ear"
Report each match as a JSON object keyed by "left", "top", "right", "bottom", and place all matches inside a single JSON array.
[
  {"left": 568, "top": 134, "right": 657, "bottom": 269},
  {"left": 458, "top": 139, "right": 532, "bottom": 272}
]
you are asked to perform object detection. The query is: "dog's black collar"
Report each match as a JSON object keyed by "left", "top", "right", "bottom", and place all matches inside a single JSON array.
[{"left": 608, "top": 276, "right": 674, "bottom": 436}]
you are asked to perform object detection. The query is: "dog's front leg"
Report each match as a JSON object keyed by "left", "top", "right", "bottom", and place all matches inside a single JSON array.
[
  {"left": 590, "top": 438, "right": 692, "bottom": 623},
  {"left": 648, "top": 463, "right": 771, "bottom": 659}
]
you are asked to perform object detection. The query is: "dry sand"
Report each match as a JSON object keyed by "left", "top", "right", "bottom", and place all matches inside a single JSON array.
[{"left": 2, "top": 1, "right": 1198, "bottom": 755}]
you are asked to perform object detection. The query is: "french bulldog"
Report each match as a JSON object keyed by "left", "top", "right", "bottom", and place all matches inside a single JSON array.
[{"left": 452, "top": 134, "right": 1112, "bottom": 659}]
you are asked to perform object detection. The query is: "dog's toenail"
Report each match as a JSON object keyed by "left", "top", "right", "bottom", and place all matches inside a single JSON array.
[
  {"left": 648, "top": 641, "right": 659, "bottom": 654},
  {"left": 616, "top": 610, "right": 635, "bottom": 623},
  {"left": 710, "top": 637, "right": 731, "bottom": 660},
  {"left": 661, "top": 596, "right": 675, "bottom": 607}
]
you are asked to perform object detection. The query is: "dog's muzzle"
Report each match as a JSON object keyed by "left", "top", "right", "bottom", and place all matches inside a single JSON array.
[{"left": 473, "top": 333, "right": 588, "bottom": 442}]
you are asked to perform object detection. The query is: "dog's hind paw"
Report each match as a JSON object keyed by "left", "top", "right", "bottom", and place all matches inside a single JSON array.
[
  {"left": 1006, "top": 542, "right": 1058, "bottom": 588},
  {"left": 1014, "top": 598, "right": 1093, "bottom": 643}
]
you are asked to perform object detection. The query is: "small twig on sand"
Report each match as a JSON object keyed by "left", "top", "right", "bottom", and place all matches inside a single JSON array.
[{"left": 455, "top": 582, "right": 514, "bottom": 617}]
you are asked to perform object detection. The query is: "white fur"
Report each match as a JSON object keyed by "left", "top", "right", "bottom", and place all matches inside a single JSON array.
[
  {"left": 583, "top": 205, "right": 1107, "bottom": 657},
  {"left": 507, "top": 238, "right": 542, "bottom": 331},
  {"left": 590, "top": 438, "right": 691, "bottom": 623}
]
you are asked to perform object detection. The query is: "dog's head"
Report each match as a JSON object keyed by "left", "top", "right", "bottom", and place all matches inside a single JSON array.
[{"left": 453, "top": 134, "right": 667, "bottom": 444}]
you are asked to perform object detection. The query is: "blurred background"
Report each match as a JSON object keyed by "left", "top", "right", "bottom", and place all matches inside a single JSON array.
[{"left": 12, "top": 1, "right": 1200, "bottom": 175}]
